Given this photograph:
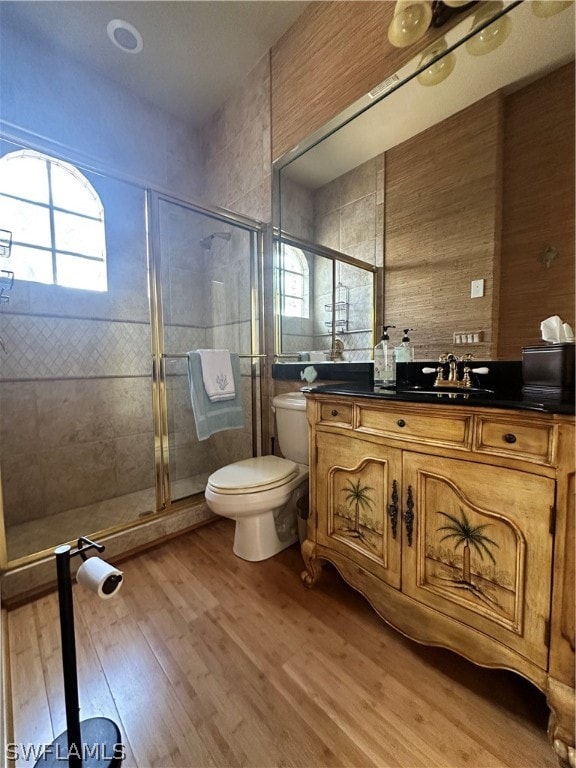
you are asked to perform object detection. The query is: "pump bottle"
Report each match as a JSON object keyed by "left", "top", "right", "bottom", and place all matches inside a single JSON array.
[
  {"left": 394, "top": 328, "right": 415, "bottom": 363},
  {"left": 374, "top": 325, "right": 395, "bottom": 386}
]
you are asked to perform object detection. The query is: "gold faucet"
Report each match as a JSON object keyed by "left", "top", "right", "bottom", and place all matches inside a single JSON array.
[{"left": 433, "top": 353, "right": 475, "bottom": 388}]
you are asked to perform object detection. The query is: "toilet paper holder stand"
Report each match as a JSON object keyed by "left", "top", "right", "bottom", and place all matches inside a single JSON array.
[{"left": 36, "top": 536, "right": 123, "bottom": 768}]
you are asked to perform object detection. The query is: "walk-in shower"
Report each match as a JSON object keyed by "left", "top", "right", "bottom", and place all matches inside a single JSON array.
[{"left": 0, "top": 142, "right": 263, "bottom": 566}]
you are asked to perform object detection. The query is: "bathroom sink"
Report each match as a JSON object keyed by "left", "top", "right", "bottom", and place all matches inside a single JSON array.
[{"left": 397, "top": 385, "right": 494, "bottom": 396}]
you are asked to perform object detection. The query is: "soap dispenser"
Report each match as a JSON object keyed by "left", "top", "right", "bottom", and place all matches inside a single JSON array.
[
  {"left": 374, "top": 325, "right": 396, "bottom": 386},
  {"left": 394, "top": 329, "right": 415, "bottom": 363}
]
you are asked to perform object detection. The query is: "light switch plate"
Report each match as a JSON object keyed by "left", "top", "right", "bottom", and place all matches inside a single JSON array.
[{"left": 471, "top": 279, "right": 485, "bottom": 298}]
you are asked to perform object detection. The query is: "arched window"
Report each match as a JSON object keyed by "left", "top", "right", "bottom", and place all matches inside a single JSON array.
[
  {"left": 279, "top": 243, "right": 309, "bottom": 318},
  {"left": 0, "top": 150, "right": 107, "bottom": 291}
]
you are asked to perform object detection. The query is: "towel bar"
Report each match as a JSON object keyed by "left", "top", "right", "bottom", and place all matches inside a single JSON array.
[{"left": 162, "top": 352, "right": 267, "bottom": 359}]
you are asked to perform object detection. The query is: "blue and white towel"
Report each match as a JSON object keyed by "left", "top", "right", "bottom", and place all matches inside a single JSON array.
[
  {"left": 198, "top": 348, "right": 236, "bottom": 401},
  {"left": 187, "top": 351, "right": 244, "bottom": 441}
]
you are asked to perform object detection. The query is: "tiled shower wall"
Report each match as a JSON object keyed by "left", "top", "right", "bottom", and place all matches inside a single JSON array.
[
  {"left": 278, "top": 157, "right": 382, "bottom": 360},
  {"left": 0, "top": 172, "right": 155, "bottom": 525},
  {"left": 0, "top": 18, "right": 271, "bottom": 531},
  {"left": 0, "top": 18, "right": 202, "bottom": 527},
  {"left": 313, "top": 155, "right": 383, "bottom": 361},
  {"left": 159, "top": 204, "right": 255, "bottom": 487}
]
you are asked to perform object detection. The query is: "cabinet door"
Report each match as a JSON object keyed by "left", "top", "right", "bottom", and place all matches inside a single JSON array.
[
  {"left": 315, "top": 431, "right": 402, "bottom": 588},
  {"left": 402, "top": 452, "right": 555, "bottom": 668}
]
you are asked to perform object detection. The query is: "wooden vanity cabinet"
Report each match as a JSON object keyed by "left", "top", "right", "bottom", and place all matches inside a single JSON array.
[{"left": 302, "top": 394, "right": 575, "bottom": 767}]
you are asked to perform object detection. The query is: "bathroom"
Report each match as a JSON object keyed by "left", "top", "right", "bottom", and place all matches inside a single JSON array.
[
  {"left": 1, "top": 1, "right": 575, "bottom": 766},
  {"left": 0, "top": 0, "right": 573, "bottom": 589}
]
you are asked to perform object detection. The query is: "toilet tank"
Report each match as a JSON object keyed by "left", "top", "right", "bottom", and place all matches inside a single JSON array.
[{"left": 272, "top": 392, "right": 309, "bottom": 465}]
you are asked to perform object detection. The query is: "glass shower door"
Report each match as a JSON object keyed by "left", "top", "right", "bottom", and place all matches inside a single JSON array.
[
  {"left": 0, "top": 142, "right": 157, "bottom": 563},
  {"left": 151, "top": 194, "right": 261, "bottom": 507}
]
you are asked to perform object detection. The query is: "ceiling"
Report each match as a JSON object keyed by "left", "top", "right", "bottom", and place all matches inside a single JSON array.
[{"left": 0, "top": 1, "right": 309, "bottom": 127}]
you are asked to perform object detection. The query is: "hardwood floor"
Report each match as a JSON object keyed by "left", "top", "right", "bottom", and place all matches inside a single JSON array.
[{"left": 7, "top": 519, "right": 555, "bottom": 768}]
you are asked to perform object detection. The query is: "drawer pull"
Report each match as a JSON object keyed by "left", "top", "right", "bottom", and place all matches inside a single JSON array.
[
  {"left": 387, "top": 479, "right": 399, "bottom": 539},
  {"left": 331, "top": 409, "right": 338, "bottom": 417},
  {"left": 504, "top": 433, "right": 517, "bottom": 444},
  {"left": 405, "top": 485, "right": 415, "bottom": 547},
  {"left": 397, "top": 419, "right": 406, "bottom": 428}
]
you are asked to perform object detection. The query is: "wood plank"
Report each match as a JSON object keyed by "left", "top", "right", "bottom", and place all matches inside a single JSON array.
[
  {"left": 7, "top": 602, "right": 53, "bottom": 766},
  {"left": 8, "top": 519, "right": 555, "bottom": 768}
]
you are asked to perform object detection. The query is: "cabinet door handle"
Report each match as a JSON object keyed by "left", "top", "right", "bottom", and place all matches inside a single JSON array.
[
  {"left": 405, "top": 485, "right": 415, "bottom": 547},
  {"left": 397, "top": 419, "right": 406, "bottom": 428},
  {"left": 331, "top": 409, "right": 338, "bottom": 417},
  {"left": 504, "top": 433, "right": 517, "bottom": 444},
  {"left": 387, "top": 479, "right": 399, "bottom": 539}
]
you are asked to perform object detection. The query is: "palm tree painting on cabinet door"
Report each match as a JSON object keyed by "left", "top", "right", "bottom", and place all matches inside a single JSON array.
[
  {"left": 333, "top": 475, "right": 383, "bottom": 555},
  {"left": 424, "top": 506, "right": 518, "bottom": 625}
]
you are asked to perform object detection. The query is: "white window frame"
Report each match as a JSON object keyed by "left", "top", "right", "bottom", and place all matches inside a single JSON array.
[
  {"left": 0, "top": 149, "right": 107, "bottom": 291},
  {"left": 278, "top": 243, "right": 309, "bottom": 319}
]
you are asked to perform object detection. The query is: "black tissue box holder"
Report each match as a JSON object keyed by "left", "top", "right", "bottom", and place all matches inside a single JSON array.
[{"left": 522, "top": 343, "right": 575, "bottom": 400}]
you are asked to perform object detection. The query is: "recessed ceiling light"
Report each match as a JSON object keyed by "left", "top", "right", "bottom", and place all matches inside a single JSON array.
[{"left": 107, "top": 19, "right": 143, "bottom": 54}]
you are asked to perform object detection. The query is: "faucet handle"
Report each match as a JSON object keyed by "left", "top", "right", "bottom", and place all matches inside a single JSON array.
[
  {"left": 422, "top": 367, "right": 436, "bottom": 374},
  {"left": 471, "top": 367, "right": 489, "bottom": 375}
]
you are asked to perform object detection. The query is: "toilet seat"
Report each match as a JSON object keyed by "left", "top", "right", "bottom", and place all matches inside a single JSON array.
[{"left": 207, "top": 455, "right": 299, "bottom": 495}]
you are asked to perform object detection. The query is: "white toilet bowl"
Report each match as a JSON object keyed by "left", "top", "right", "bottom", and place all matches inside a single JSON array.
[
  {"left": 205, "top": 455, "right": 309, "bottom": 561},
  {"left": 204, "top": 391, "right": 310, "bottom": 561}
]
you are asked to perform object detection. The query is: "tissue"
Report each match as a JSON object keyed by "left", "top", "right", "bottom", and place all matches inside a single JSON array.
[
  {"left": 540, "top": 315, "right": 575, "bottom": 343},
  {"left": 76, "top": 556, "right": 123, "bottom": 599}
]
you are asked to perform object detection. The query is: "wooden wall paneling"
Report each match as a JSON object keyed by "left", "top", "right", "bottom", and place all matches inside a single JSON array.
[
  {"left": 384, "top": 93, "right": 502, "bottom": 361},
  {"left": 498, "top": 63, "right": 575, "bottom": 359},
  {"left": 270, "top": 2, "right": 475, "bottom": 162}
]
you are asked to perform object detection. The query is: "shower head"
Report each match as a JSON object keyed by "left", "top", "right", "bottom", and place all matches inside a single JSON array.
[{"left": 200, "top": 231, "right": 232, "bottom": 250}]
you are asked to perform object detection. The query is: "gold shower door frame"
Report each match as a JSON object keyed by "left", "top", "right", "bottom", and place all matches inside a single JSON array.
[{"left": 146, "top": 190, "right": 265, "bottom": 513}]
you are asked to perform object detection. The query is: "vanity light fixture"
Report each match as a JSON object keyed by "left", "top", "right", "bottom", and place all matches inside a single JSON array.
[
  {"left": 465, "top": 1, "right": 512, "bottom": 56},
  {"left": 388, "top": 1, "right": 433, "bottom": 48},
  {"left": 387, "top": 0, "right": 478, "bottom": 49},
  {"left": 416, "top": 37, "right": 456, "bottom": 85},
  {"left": 531, "top": 1, "right": 573, "bottom": 17},
  {"left": 107, "top": 19, "right": 144, "bottom": 54}
]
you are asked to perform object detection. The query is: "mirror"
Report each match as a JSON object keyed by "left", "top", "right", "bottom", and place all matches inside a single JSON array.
[
  {"left": 275, "top": 234, "right": 376, "bottom": 361},
  {"left": 275, "top": 1, "right": 575, "bottom": 361}
]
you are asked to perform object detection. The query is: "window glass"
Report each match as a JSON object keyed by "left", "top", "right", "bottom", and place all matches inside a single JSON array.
[
  {"left": 51, "top": 161, "right": 102, "bottom": 217},
  {"left": 279, "top": 244, "right": 309, "bottom": 318},
  {"left": 0, "top": 197, "right": 51, "bottom": 247},
  {"left": 10, "top": 244, "right": 53, "bottom": 284},
  {"left": 0, "top": 152, "right": 49, "bottom": 203},
  {"left": 0, "top": 149, "right": 107, "bottom": 291},
  {"left": 56, "top": 253, "right": 107, "bottom": 291},
  {"left": 54, "top": 211, "right": 105, "bottom": 258}
]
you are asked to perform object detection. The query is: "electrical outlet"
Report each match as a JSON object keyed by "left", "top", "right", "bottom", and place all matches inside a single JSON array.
[{"left": 471, "top": 279, "right": 485, "bottom": 298}]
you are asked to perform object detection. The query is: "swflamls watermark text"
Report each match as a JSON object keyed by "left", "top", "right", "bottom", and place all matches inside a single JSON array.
[{"left": 6, "top": 741, "right": 126, "bottom": 761}]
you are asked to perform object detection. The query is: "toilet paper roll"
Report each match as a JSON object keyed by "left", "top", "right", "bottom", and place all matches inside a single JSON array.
[{"left": 76, "top": 556, "right": 123, "bottom": 599}]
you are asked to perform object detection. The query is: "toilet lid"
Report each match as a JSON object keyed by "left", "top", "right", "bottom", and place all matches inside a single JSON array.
[{"left": 207, "top": 455, "right": 299, "bottom": 495}]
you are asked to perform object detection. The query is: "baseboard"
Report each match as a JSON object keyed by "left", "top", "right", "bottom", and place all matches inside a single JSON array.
[{"left": 1, "top": 502, "right": 216, "bottom": 608}]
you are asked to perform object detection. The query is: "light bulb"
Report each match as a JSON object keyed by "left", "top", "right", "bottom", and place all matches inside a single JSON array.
[
  {"left": 417, "top": 39, "right": 456, "bottom": 86},
  {"left": 465, "top": 2, "right": 512, "bottom": 56},
  {"left": 531, "top": 1, "right": 572, "bottom": 17},
  {"left": 388, "top": 1, "right": 433, "bottom": 48}
]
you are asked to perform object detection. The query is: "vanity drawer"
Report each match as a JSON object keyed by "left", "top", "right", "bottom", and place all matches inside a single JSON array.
[
  {"left": 474, "top": 417, "right": 555, "bottom": 465},
  {"left": 318, "top": 401, "right": 353, "bottom": 427},
  {"left": 357, "top": 406, "right": 472, "bottom": 449}
]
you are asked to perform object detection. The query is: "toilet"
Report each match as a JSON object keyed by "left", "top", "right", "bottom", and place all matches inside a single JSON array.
[{"left": 204, "top": 391, "right": 309, "bottom": 561}]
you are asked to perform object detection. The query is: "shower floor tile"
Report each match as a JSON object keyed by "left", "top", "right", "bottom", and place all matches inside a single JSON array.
[{"left": 6, "top": 472, "right": 211, "bottom": 561}]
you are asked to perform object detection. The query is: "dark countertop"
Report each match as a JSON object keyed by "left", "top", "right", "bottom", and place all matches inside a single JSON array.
[{"left": 305, "top": 382, "right": 575, "bottom": 415}]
